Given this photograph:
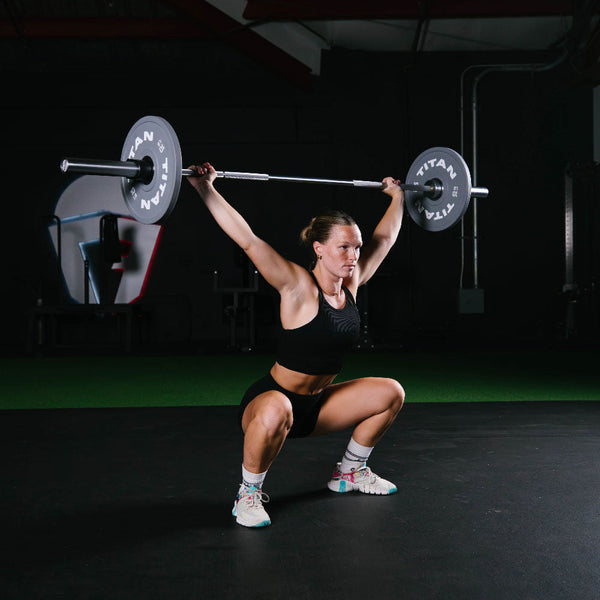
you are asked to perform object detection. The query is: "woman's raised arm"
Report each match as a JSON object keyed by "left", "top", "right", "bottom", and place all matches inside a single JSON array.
[
  {"left": 187, "top": 163, "right": 305, "bottom": 294},
  {"left": 356, "top": 177, "right": 405, "bottom": 286}
]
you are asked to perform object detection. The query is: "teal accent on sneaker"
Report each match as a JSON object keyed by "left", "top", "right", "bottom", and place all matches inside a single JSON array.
[{"left": 252, "top": 519, "right": 271, "bottom": 528}]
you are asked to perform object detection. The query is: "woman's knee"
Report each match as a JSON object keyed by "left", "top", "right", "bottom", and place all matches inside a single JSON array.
[
  {"left": 245, "top": 392, "right": 294, "bottom": 436},
  {"left": 380, "top": 377, "right": 405, "bottom": 413}
]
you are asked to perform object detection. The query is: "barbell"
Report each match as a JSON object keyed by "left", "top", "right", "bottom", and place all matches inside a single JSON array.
[{"left": 60, "top": 115, "right": 489, "bottom": 232}]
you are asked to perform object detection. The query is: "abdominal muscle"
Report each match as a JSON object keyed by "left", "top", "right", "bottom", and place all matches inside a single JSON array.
[{"left": 270, "top": 362, "right": 337, "bottom": 396}]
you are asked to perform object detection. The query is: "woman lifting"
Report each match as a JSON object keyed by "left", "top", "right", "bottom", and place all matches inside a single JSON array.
[{"left": 188, "top": 163, "right": 405, "bottom": 528}]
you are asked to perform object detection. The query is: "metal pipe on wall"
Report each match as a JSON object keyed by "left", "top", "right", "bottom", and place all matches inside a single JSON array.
[{"left": 459, "top": 53, "right": 567, "bottom": 292}]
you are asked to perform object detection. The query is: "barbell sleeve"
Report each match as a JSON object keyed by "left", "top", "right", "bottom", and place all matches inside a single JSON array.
[
  {"left": 61, "top": 158, "right": 142, "bottom": 179},
  {"left": 471, "top": 187, "right": 489, "bottom": 198}
]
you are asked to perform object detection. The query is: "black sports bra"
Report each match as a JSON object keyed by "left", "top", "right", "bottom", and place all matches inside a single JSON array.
[{"left": 275, "top": 273, "right": 361, "bottom": 375}]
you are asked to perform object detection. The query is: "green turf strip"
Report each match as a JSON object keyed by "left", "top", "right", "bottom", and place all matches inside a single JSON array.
[{"left": 1, "top": 349, "right": 599, "bottom": 409}]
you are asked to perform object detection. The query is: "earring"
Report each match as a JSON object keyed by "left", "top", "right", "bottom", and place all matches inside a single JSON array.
[{"left": 317, "top": 255, "right": 322, "bottom": 260}]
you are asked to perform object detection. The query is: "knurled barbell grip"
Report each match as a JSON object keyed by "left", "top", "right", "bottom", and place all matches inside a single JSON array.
[
  {"left": 191, "top": 169, "right": 435, "bottom": 194},
  {"left": 186, "top": 169, "right": 382, "bottom": 187},
  {"left": 218, "top": 171, "right": 435, "bottom": 192}
]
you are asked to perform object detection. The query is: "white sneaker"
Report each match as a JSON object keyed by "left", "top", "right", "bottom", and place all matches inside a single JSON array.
[
  {"left": 232, "top": 484, "right": 271, "bottom": 528},
  {"left": 327, "top": 462, "right": 397, "bottom": 495}
]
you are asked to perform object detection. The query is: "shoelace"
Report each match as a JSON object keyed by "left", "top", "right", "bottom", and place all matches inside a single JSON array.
[
  {"left": 242, "top": 488, "right": 270, "bottom": 507},
  {"left": 354, "top": 466, "right": 377, "bottom": 483}
]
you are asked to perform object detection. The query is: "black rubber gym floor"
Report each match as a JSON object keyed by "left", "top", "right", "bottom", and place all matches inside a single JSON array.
[{"left": 2, "top": 401, "right": 599, "bottom": 600}]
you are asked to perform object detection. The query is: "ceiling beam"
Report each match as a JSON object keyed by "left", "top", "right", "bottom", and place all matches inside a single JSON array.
[
  {"left": 0, "top": 6, "right": 314, "bottom": 89},
  {"left": 243, "top": 0, "right": 581, "bottom": 20},
  {"left": 162, "top": 0, "right": 313, "bottom": 89}
]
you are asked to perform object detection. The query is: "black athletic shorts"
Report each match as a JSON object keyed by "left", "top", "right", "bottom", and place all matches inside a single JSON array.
[{"left": 238, "top": 373, "right": 327, "bottom": 438}]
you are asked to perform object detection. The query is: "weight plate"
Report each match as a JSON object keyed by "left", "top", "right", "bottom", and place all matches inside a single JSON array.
[
  {"left": 404, "top": 147, "right": 472, "bottom": 232},
  {"left": 121, "top": 115, "right": 182, "bottom": 224}
]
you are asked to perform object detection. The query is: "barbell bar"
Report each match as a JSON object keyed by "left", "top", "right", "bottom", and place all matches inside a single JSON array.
[
  {"left": 61, "top": 158, "right": 462, "bottom": 195},
  {"left": 59, "top": 115, "right": 489, "bottom": 231}
]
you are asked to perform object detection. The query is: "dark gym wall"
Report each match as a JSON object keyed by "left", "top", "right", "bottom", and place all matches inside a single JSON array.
[{"left": 0, "top": 37, "right": 593, "bottom": 354}]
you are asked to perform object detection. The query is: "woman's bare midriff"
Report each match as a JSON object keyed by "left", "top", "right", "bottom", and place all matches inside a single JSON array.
[{"left": 270, "top": 362, "right": 337, "bottom": 396}]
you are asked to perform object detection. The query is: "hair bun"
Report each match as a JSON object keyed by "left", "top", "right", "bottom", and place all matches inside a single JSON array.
[{"left": 299, "top": 217, "right": 317, "bottom": 246}]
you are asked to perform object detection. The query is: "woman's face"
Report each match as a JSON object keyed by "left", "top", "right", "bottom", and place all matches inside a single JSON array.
[{"left": 314, "top": 224, "right": 362, "bottom": 278}]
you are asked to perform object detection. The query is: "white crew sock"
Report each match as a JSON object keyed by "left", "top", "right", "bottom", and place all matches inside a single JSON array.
[
  {"left": 340, "top": 437, "right": 374, "bottom": 473},
  {"left": 242, "top": 464, "right": 268, "bottom": 489}
]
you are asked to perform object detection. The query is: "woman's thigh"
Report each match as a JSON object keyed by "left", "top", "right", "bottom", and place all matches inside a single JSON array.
[{"left": 311, "top": 376, "right": 404, "bottom": 436}]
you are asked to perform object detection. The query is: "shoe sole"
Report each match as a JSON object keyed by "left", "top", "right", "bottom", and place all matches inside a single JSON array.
[
  {"left": 236, "top": 516, "right": 271, "bottom": 527},
  {"left": 327, "top": 479, "right": 398, "bottom": 495},
  {"left": 232, "top": 506, "right": 271, "bottom": 528}
]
